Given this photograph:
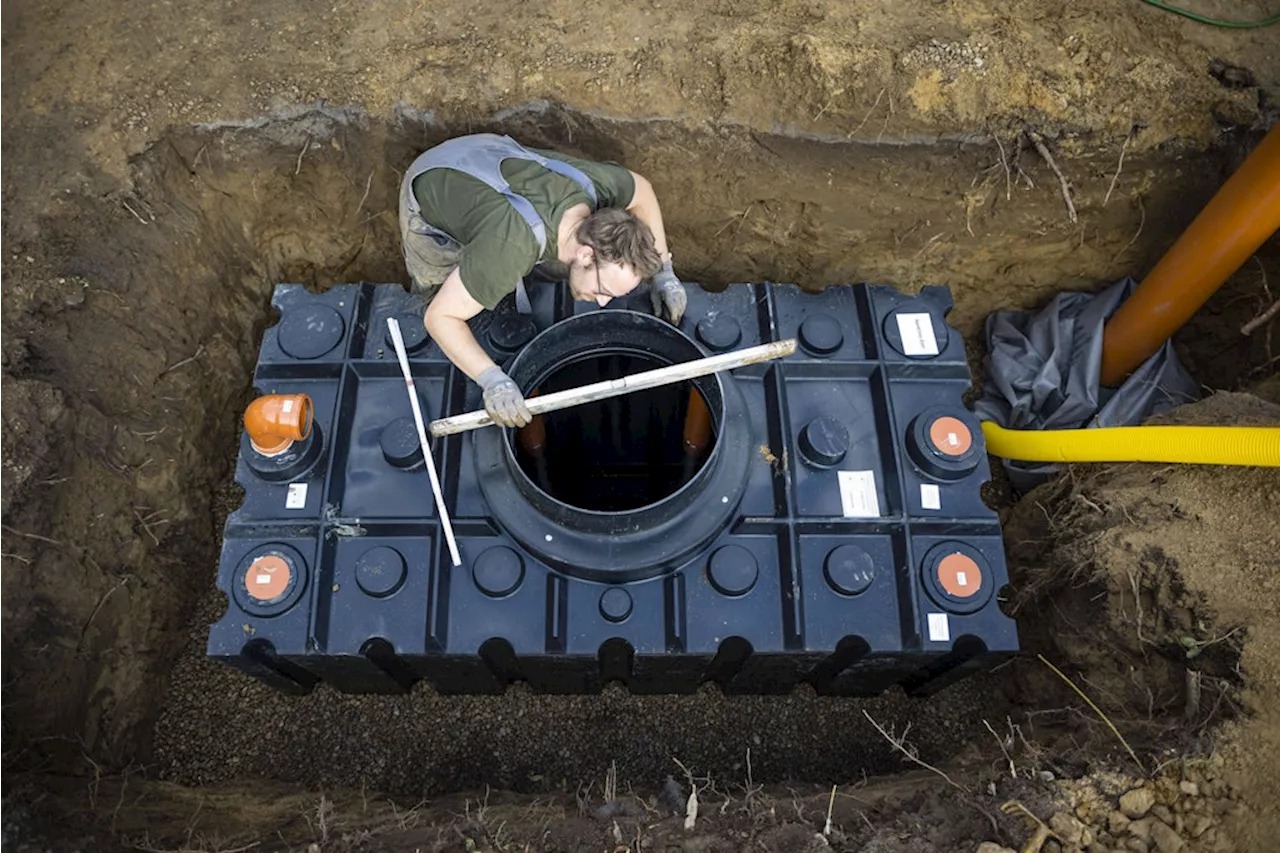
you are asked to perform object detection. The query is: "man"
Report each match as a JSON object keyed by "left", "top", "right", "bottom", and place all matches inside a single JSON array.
[{"left": 398, "top": 133, "right": 687, "bottom": 429}]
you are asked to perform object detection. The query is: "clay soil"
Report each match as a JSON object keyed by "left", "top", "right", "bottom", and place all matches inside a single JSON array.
[{"left": 3, "top": 0, "right": 1280, "bottom": 851}]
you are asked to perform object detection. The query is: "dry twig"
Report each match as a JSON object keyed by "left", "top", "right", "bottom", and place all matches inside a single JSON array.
[
  {"left": 2, "top": 524, "right": 62, "bottom": 546},
  {"left": 1184, "top": 669, "right": 1203, "bottom": 724},
  {"left": 79, "top": 576, "right": 130, "bottom": 651},
  {"left": 161, "top": 344, "right": 205, "bottom": 376},
  {"left": 1242, "top": 298, "right": 1280, "bottom": 336},
  {"left": 354, "top": 170, "right": 374, "bottom": 218},
  {"left": 1103, "top": 131, "right": 1132, "bottom": 207},
  {"left": 993, "top": 132, "right": 1012, "bottom": 201},
  {"left": 846, "top": 88, "right": 887, "bottom": 139},
  {"left": 1111, "top": 196, "right": 1146, "bottom": 264},
  {"left": 823, "top": 784, "right": 837, "bottom": 837},
  {"left": 1037, "top": 653, "right": 1144, "bottom": 774},
  {"left": 1001, "top": 800, "right": 1056, "bottom": 853},
  {"left": 295, "top": 136, "right": 312, "bottom": 176},
  {"left": 122, "top": 200, "right": 151, "bottom": 225},
  {"left": 862, "top": 710, "right": 967, "bottom": 791},
  {"left": 984, "top": 718, "right": 1016, "bottom": 778},
  {"left": 1028, "top": 131, "right": 1077, "bottom": 223}
]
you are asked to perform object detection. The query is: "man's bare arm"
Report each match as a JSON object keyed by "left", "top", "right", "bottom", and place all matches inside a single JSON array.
[
  {"left": 423, "top": 268, "right": 496, "bottom": 382},
  {"left": 626, "top": 171, "right": 670, "bottom": 260}
]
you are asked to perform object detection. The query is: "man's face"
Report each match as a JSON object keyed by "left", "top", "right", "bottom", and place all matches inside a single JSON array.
[{"left": 568, "top": 257, "right": 643, "bottom": 307}]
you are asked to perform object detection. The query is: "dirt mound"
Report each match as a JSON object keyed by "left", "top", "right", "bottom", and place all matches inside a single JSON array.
[{"left": 1002, "top": 384, "right": 1280, "bottom": 850}]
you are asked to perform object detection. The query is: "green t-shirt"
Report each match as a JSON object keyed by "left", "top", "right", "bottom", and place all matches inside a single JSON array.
[{"left": 411, "top": 148, "right": 636, "bottom": 309}]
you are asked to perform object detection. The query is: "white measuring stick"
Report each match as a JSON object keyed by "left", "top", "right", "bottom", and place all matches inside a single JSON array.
[
  {"left": 386, "top": 317, "right": 461, "bottom": 567},
  {"left": 429, "top": 337, "right": 798, "bottom": 437}
]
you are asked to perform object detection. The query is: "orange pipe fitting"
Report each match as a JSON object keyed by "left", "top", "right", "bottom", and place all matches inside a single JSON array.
[
  {"left": 244, "top": 393, "right": 313, "bottom": 456},
  {"left": 1100, "top": 123, "right": 1280, "bottom": 387},
  {"left": 518, "top": 389, "right": 546, "bottom": 457},
  {"left": 683, "top": 387, "right": 713, "bottom": 456}
]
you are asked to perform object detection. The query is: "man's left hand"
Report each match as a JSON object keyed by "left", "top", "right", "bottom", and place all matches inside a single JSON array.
[{"left": 649, "top": 258, "right": 687, "bottom": 326}]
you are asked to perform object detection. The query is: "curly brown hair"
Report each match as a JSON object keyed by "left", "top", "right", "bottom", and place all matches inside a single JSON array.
[{"left": 574, "top": 208, "right": 662, "bottom": 278}]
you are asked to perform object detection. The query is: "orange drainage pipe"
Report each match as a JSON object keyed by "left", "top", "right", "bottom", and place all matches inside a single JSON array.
[
  {"left": 682, "top": 387, "right": 714, "bottom": 484},
  {"left": 517, "top": 389, "right": 551, "bottom": 492},
  {"left": 683, "top": 387, "right": 714, "bottom": 458},
  {"left": 244, "top": 393, "right": 312, "bottom": 456},
  {"left": 1099, "top": 123, "right": 1280, "bottom": 387}
]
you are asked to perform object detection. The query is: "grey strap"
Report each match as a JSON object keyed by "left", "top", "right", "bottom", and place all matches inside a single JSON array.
[{"left": 400, "top": 134, "right": 603, "bottom": 316}]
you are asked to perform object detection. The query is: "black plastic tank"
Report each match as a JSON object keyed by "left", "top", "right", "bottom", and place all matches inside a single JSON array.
[{"left": 206, "top": 278, "right": 1019, "bottom": 697}]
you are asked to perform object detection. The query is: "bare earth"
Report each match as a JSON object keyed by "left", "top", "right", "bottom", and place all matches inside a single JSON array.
[{"left": 2, "top": 0, "right": 1279, "bottom": 850}]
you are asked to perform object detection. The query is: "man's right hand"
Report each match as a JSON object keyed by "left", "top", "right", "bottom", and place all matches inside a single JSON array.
[{"left": 478, "top": 366, "right": 532, "bottom": 427}]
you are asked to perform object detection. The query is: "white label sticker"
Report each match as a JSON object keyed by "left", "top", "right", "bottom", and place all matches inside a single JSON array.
[
  {"left": 927, "top": 612, "right": 950, "bottom": 642},
  {"left": 896, "top": 312, "right": 939, "bottom": 356},
  {"left": 285, "top": 482, "right": 308, "bottom": 509},
  {"left": 920, "top": 483, "right": 941, "bottom": 510},
  {"left": 255, "top": 573, "right": 272, "bottom": 585},
  {"left": 282, "top": 399, "right": 294, "bottom": 413},
  {"left": 956, "top": 571, "right": 968, "bottom": 588},
  {"left": 838, "top": 470, "right": 881, "bottom": 518}
]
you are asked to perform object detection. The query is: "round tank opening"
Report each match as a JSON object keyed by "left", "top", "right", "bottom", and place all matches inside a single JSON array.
[{"left": 513, "top": 352, "right": 719, "bottom": 512}]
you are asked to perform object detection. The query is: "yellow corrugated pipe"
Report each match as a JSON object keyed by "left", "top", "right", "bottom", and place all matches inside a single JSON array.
[{"left": 980, "top": 422, "right": 1280, "bottom": 467}]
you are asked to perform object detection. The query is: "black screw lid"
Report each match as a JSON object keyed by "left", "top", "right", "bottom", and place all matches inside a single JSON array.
[
  {"left": 824, "top": 545, "right": 876, "bottom": 596},
  {"left": 599, "top": 587, "right": 634, "bottom": 623},
  {"left": 798, "top": 314, "right": 844, "bottom": 356},
  {"left": 906, "top": 407, "right": 981, "bottom": 481},
  {"left": 473, "top": 546, "right": 525, "bottom": 598},
  {"left": 882, "top": 308, "right": 949, "bottom": 359},
  {"left": 707, "top": 545, "right": 759, "bottom": 597},
  {"left": 380, "top": 417, "right": 422, "bottom": 469},
  {"left": 278, "top": 304, "right": 345, "bottom": 360},
  {"left": 355, "top": 546, "right": 407, "bottom": 598},
  {"left": 695, "top": 314, "right": 743, "bottom": 352},
  {"left": 799, "top": 416, "right": 850, "bottom": 468},
  {"left": 489, "top": 315, "right": 537, "bottom": 353},
  {"left": 384, "top": 312, "right": 430, "bottom": 354},
  {"left": 243, "top": 422, "right": 325, "bottom": 483}
]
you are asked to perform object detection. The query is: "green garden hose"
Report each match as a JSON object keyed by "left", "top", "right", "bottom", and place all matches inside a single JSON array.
[{"left": 1140, "top": 0, "right": 1280, "bottom": 28}]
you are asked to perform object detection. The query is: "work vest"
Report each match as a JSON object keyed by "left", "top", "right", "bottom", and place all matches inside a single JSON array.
[{"left": 400, "top": 134, "right": 599, "bottom": 313}]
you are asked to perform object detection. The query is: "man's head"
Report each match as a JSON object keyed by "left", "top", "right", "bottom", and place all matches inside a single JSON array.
[{"left": 566, "top": 208, "right": 663, "bottom": 306}]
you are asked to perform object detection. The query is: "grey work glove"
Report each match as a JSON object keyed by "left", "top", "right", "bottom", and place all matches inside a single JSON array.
[
  {"left": 649, "top": 258, "right": 687, "bottom": 326},
  {"left": 477, "top": 366, "right": 532, "bottom": 428}
]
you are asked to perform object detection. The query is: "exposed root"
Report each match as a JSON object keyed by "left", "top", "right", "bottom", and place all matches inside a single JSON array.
[
  {"left": 1028, "top": 130, "right": 1077, "bottom": 223},
  {"left": 1037, "top": 654, "right": 1144, "bottom": 775},
  {"left": 1103, "top": 130, "right": 1132, "bottom": 207},
  {"left": 862, "top": 710, "right": 967, "bottom": 792}
]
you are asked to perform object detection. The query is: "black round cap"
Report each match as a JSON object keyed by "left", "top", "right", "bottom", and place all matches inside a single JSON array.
[
  {"left": 696, "top": 314, "right": 743, "bottom": 352},
  {"left": 385, "top": 312, "right": 430, "bottom": 354},
  {"left": 906, "top": 406, "right": 981, "bottom": 481},
  {"left": 882, "top": 308, "right": 949, "bottom": 360},
  {"left": 824, "top": 545, "right": 875, "bottom": 596},
  {"left": 473, "top": 546, "right": 525, "bottom": 598},
  {"left": 489, "top": 315, "right": 537, "bottom": 353},
  {"left": 243, "top": 422, "right": 325, "bottom": 483},
  {"left": 707, "top": 545, "right": 759, "bottom": 597},
  {"left": 278, "top": 304, "right": 345, "bottom": 360},
  {"left": 798, "top": 314, "right": 844, "bottom": 356},
  {"left": 920, "top": 541, "right": 993, "bottom": 614},
  {"left": 599, "top": 587, "right": 634, "bottom": 623},
  {"left": 799, "top": 416, "right": 850, "bottom": 468},
  {"left": 380, "top": 417, "right": 422, "bottom": 469},
  {"left": 355, "top": 546, "right": 407, "bottom": 598}
]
